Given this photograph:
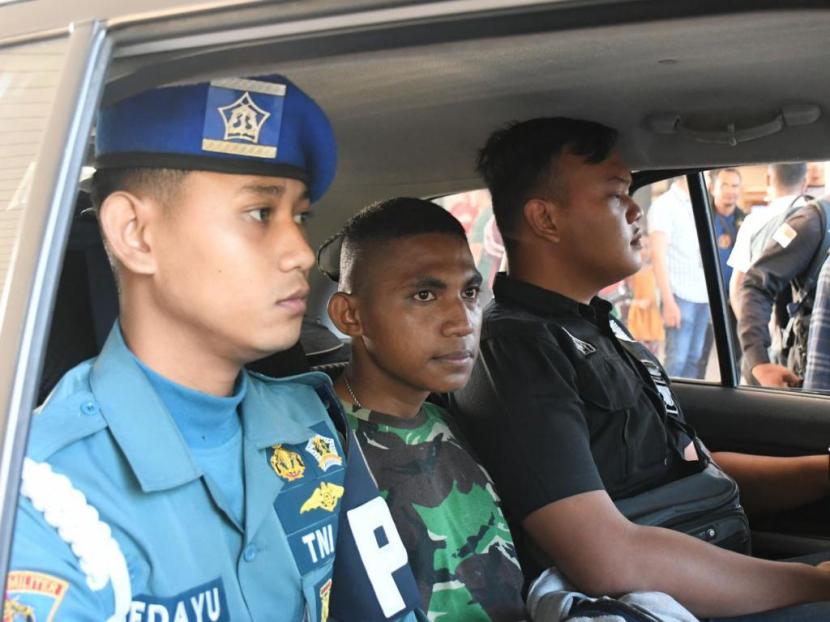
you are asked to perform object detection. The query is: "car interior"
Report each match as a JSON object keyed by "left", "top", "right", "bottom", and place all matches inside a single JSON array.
[{"left": 9, "top": 0, "right": 830, "bottom": 577}]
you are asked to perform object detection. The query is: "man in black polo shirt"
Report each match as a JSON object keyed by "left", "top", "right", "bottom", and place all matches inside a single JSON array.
[{"left": 450, "top": 117, "right": 830, "bottom": 620}]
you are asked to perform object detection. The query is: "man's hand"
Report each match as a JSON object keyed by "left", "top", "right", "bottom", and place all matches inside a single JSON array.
[
  {"left": 662, "top": 296, "right": 681, "bottom": 328},
  {"left": 751, "top": 363, "right": 800, "bottom": 388}
]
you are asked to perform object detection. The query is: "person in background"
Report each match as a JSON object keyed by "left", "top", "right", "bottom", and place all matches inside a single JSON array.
[
  {"left": 728, "top": 163, "right": 808, "bottom": 320},
  {"left": 804, "top": 256, "right": 830, "bottom": 392},
  {"left": 698, "top": 168, "right": 745, "bottom": 376},
  {"left": 626, "top": 233, "right": 664, "bottom": 355},
  {"left": 649, "top": 176, "right": 711, "bottom": 379}
]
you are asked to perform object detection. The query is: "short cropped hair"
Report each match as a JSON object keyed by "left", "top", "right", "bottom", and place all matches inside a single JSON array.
[
  {"left": 326, "top": 197, "right": 467, "bottom": 293},
  {"left": 89, "top": 168, "right": 189, "bottom": 212},
  {"left": 476, "top": 117, "right": 618, "bottom": 248},
  {"left": 770, "top": 162, "right": 807, "bottom": 190}
]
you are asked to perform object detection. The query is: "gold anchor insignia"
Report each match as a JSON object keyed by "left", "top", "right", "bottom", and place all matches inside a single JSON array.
[{"left": 270, "top": 444, "right": 306, "bottom": 482}]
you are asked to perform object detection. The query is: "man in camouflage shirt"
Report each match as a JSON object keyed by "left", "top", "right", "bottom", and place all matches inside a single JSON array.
[{"left": 321, "top": 197, "right": 526, "bottom": 620}]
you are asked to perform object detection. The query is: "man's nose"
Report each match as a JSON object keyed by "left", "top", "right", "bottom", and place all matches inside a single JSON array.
[
  {"left": 442, "top": 298, "right": 476, "bottom": 337},
  {"left": 625, "top": 196, "right": 643, "bottom": 223},
  {"left": 278, "top": 222, "right": 315, "bottom": 273}
]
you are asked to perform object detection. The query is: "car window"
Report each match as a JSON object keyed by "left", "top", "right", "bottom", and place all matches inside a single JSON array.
[
  {"left": 633, "top": 178, "right": 720, "bottom": 382},
  {"left": 434, "top": 191, "right": 503, "bottom": 308},
  {"left": 0, "top": 36, "right": 69, "bottom": 298},
  {"left": 440, "top": 165, "right": 830, "bottom": 392},
  {"left": 437, "top": 184, "right": 723, "bottom": 382}
]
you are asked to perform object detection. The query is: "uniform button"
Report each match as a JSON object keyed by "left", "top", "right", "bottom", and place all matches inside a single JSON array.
[
  {"left": 81, "top": 401, "right": 99, "bottom": 416},
  {"left": 243, "top": 544, "right": 257, "bottom": 562}
]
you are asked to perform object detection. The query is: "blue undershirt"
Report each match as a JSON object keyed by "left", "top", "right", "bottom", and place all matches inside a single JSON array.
[{"left": 133, "top": 355, "right": 247, "bottom": 527}]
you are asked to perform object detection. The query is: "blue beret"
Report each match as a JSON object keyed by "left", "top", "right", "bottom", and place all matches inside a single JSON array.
[{"left": 95, "top": 75, "right": 336, "bottom": 202}]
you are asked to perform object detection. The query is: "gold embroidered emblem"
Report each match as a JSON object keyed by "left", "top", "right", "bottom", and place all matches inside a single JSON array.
[
  {"left": 305, "top": 435, "right": 343, "bottom": 471},
  {"left": 4, "top": 571, "right": 69, "bottom": 621},
  {"left": 218, "top": 92, "right": 270, "bottom": 144},
  {"left": 319, "top": 578, "right": 332, "bottom": 622},
  {"left": 270, "top": 444, "right": 306, "bottom": 482},
  {"left": 300, "top": 482, "right": 345, "bottom": 513}
]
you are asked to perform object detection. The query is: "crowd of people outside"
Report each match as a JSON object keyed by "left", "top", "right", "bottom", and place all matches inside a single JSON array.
[{"left": 441, "top": 161, "right": 830, "bottom": 388}]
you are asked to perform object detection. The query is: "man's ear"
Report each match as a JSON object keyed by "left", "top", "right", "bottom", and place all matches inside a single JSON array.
[
  {"left": 328, "top": 292, "right": 362, "bottom": 337},
  {"left": 523, "top": 198, "right": 562, "bottom": 244},
  {"left": 98, "top": 191, "right": 157, "bottom": 276}
]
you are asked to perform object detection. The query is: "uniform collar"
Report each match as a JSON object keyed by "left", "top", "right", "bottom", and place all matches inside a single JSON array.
[
  {"left": 241, "top": 371, "right": 331, "bottom": 449},
  {"left": 493, "top": 273, "right": 611, "bottom": 322},
  {"left": 90, "top": 324, "right": 201, "bottom": 492},
  {"left": 91, "top": 324, "right": 333, "bottom": 491}
]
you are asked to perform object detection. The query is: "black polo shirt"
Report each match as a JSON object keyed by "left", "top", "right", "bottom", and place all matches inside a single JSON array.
[{"left": 451, "top": 273, "right": 697, "bottom": 538}]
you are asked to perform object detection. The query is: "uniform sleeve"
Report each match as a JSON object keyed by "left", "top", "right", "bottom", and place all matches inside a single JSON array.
[
  {"left": 738, "top": 205, "right": 824, "bottom": 371},
  {"left": 804, "top": 259, "right": 830, "bottom": 390},
  {"left": 7, "top": 496, "right": 112, "bottom": 621},
  {"left": 647, "top": 192, "right": 674, "bottom": 238},
  {"left": 451, "top": 328, "right": 603, "bottom": 523}
]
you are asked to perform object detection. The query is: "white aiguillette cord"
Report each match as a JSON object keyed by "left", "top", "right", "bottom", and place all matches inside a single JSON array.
[{"left": 20, "top": 458, "right": 132, "bottom": 621}]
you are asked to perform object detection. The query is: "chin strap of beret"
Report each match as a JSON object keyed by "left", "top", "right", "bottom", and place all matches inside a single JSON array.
[{"left": 20, "top": 458, "right": 132, "bottom": 621}]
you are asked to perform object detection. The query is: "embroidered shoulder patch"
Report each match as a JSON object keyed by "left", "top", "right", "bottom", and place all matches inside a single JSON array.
[
  {"left": 305, "top": 434, "right": 343, "bottom": 471},
  {"left": 772, "top": 222, "right": 798, "bottom": 249},
  {"left": 4, "top": 570, "right": 68, "bottom": 621}
]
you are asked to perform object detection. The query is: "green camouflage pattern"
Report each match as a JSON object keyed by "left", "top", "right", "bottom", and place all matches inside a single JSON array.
[{"left": 342, "top": 399, "right": 525, "bottom": 621}]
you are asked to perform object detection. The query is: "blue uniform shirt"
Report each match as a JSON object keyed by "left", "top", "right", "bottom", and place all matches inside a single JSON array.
[
  {"left": 713, "top": 208, "right": 744, "bottom": 288},
  {"left": 8, "top": 325, "right": 422, "bottom": 621}
]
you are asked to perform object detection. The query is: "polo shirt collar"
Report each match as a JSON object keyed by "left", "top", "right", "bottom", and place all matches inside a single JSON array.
[
  {"left": 90, "top": 323, "right": 201, "bottom": 492},
  {"left": 492, "top": 273, "right": 611, "bottom": 322}
]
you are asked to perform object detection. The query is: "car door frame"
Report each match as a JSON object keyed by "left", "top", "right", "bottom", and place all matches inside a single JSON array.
[{"left": 0, "top": 19, "right": 111, "bottom": 581}]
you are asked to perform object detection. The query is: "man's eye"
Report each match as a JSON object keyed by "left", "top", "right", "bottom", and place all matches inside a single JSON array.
[
  {"left": 250, "top": 208, "right": 271, "bottom": 223},
  {"left": 463, "top": 286, "right": 480, "bottom": 300},
  {"left": 413, "top": 290, "right": 436, "bottom": 302},
  {"left": 293, "top": 212, "right": 313, "bottom": 225}
]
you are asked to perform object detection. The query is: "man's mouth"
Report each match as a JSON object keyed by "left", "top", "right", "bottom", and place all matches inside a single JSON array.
[
  {"left": 276, "top": 287, "right": 309, "bottom": 315},
  {"left": 630, "top": 230, "right": 643, "bottom": 247},
  {"left": 433, "top": 350, "right": 475, "bottom": 364}
]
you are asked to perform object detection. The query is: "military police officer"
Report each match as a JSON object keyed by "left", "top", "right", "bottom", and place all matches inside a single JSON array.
[
  {"left": 6, "top": 75, "right": 421, "bottom": 621},
  {"left": 739, "top": 196, "right": 830, "bottom": 387}
]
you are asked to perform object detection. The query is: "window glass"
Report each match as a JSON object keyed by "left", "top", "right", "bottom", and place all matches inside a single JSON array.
[
  {"left": 0, "top": 37, "right": 68, "bottom": 298},
  {"left": 439, "top": 165, "right": 830, "bottom": 389},
  {"left": 433, "top": 190, "right": 502, "bottom": 307},
  {"left": 634, "top": 178, "right": 719, "bottom": 382},
  {"left": 705, "top": 162, "right": 830, "bottom": 395}
]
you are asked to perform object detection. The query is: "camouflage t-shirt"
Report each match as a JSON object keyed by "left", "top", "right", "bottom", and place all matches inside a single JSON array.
[{"left": 341, "top": 399, "right": 526, "bottom": 621}]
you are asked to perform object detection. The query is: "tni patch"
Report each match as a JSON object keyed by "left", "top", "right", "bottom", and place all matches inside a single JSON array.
[{"left": 4, "top": 571, "right": 68, "bottom": 621}]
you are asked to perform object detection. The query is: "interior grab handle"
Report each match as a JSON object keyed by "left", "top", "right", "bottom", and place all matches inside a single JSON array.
[{"left": 646, "top": 104, "right": 821, "bottom": 146}]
